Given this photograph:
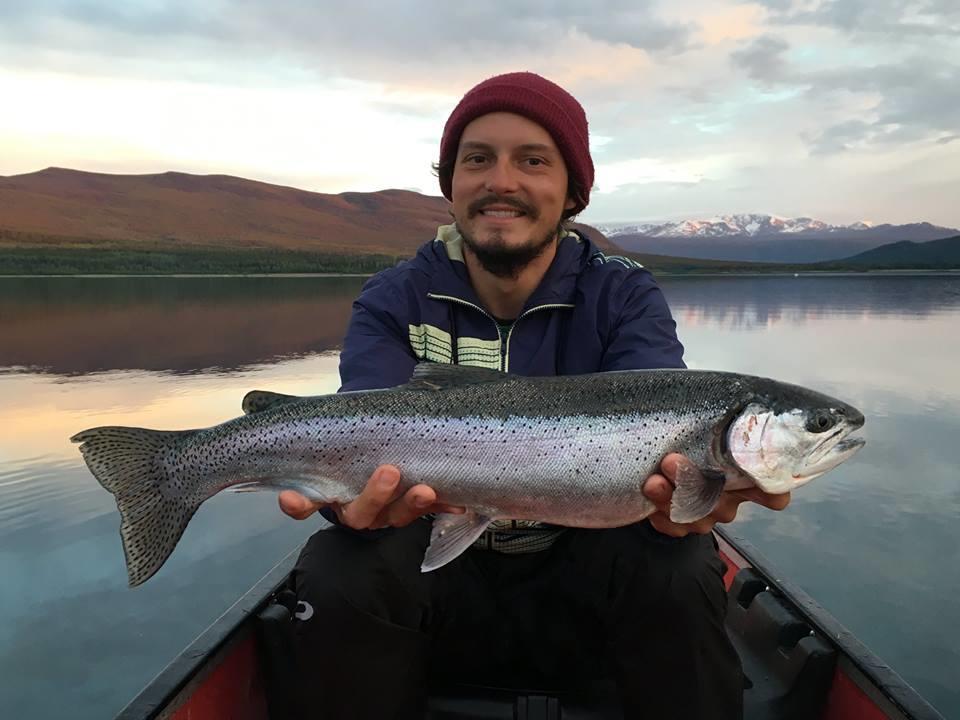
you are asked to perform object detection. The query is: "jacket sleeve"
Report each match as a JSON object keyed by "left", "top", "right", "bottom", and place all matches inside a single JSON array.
[
  {"left": 338, "top": 273, "right": 418, "bottom": 392},
  {"left": 600, "top": 270, "right": 686, "bottom": 371}
]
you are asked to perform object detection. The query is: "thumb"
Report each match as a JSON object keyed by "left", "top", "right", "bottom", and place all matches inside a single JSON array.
[{"left": 279, "top": 490, "right": 321, "bottom": 520}]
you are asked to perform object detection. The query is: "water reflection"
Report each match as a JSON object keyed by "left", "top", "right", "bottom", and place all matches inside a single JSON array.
[
  {"left": 0, "top": 353, "right": 344, "bottom": 719},
  {"left": 659, "top": 274, "right": 960, "bottom": 329},
  {"left": 1, "top": 274, "right": 958, "bottom": 718},
  {"left": 0, "top": 276, "right": 367, "bottom": 374},
  {"left": 3, "top": 274, "right": 959, "bottom": 375}
]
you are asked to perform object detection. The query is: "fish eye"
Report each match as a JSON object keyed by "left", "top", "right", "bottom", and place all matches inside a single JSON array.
[{"left": 806, "top": 412, "right": 836, "bottom": 433}]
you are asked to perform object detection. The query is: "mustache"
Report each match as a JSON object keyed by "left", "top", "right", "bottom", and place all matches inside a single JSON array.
[{"left": 467, "top": 195, "right": 539, "bottom": 219}]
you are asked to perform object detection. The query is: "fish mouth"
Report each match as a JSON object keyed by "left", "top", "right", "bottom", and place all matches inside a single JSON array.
[{"left": 796, "top": 425, "right": 866, "bottom": 484}]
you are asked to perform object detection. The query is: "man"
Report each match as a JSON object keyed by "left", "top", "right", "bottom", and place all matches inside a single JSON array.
[{"left": 280, "top": 72, "right": 789, "bottom": 719}]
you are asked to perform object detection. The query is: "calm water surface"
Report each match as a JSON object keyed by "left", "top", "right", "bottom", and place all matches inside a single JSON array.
[{"left": 1, "top": 274, "right": 958, "bottom": 718}]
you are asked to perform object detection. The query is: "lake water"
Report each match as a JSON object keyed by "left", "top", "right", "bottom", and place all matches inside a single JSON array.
[{"left": 1, "top": 273, "right": 958, "bottom": 719}]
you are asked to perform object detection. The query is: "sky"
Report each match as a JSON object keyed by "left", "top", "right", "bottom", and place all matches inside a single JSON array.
[{"left": 0, "top": 0, "right": 958, "bottom": 227}]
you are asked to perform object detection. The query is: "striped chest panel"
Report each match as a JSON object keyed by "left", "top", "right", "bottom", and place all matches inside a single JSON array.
[{"left": 408, "top": 323, "right": 502, "bottom": 370}]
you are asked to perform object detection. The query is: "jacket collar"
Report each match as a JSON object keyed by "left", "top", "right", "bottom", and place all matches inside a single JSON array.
[{"left": 426, "top": 224, "right": 591, "bottom": 312}]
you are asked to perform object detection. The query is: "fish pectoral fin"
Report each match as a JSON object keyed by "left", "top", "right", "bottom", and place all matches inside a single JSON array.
[
  {"left": 241, "top": 390, "right": 302, "bottom": 415},
  {"left": 405, "top": 362, "right": 509, "bottom": 391},
  {"left": 421, "top": 511, "right": 492, "bottom": 572},
  {"left": 668, "top": 465, "right": 727, "bottom": 524},
  {"left": 227, "top": 482, "right": 269, "bottom": 493}
]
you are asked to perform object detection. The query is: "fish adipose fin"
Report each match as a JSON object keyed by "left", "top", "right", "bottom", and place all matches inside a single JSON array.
[
  {"left": 242, "top": 390, "right": 302, "bottom": 415},
  {"left": 70, "top": 426, "right": 202, "bottom": 587},
  {"left": 669, "top": 465, "right": 727, "bottom": 524},
  {"left": 406, "top": 362, "right": 509, "bottom": 391},
  {"left": 421, "top": 511, "right": 493, "bottom": 571}
]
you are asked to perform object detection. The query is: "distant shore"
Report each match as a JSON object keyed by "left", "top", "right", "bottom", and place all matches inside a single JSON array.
[
  {"left": 3, "top": 269, "right": 959, "bottom": 280},
  {"left": 1, "top": 245, "right": 957, "bottom": 277}
]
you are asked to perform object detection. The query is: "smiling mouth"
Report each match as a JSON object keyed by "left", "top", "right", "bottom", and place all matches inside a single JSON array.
[{"left": 478, "top": 209, "right": 527, "bottom": 219}]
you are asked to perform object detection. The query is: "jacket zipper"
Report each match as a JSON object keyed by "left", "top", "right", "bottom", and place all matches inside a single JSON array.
[
  {"left": 427, "top": 293, "right": 573, "bottom": 372},
  {"left": 503, "top": 304, "right": 574, "bottom": 372}
]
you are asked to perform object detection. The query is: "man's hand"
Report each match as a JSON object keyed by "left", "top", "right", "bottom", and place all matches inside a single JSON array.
[
  {"left": 642, "top": 453, "right": 791, "bottom": 538},
  {"left": 278, "top": 464, "right": 465, "bottom": 530}
]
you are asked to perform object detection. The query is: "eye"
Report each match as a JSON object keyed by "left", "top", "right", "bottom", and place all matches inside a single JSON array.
[
  {"left": 463, "top": 154, "right": 489, "bottom": 165},
  {"left": 806, "top": 412, "right": 836, "bottom": 433},
  {"left": 524, "top": 157, "right": 545, "bottom": 167}
]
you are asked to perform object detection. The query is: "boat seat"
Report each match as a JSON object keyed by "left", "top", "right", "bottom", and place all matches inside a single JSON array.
[
  {"left": 425, "top": 680, "right": 623, "bottom": 719},
  {"left": 728, "top": 568, "right": 837, "bottom": 720}
]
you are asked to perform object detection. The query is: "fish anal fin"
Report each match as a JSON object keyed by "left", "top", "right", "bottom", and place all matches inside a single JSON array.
[
  {"left": 669, "top": 464, "right": 727, "bottom": 524},
  {"left": 421, "top": 511, "right": 492, "bottom": 571},
  {"left": 405, "top": 362, "right": 509, "bottom": 391}
]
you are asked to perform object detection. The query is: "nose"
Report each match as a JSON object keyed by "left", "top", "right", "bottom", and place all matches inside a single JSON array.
[{"left": 484, "top": 158, "right": 520, "bottom": 195}]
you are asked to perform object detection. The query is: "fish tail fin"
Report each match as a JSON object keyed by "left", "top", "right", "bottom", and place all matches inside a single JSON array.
[
  {"left": 669, "top": 464, "right": 727, "bottom": 524},
  {"left": 71, "top": 426, "right": 200, "bottom": 587}
]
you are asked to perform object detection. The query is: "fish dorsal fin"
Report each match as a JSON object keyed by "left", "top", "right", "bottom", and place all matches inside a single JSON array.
[
  {"left": 405, "top": 362, "right": 509, "bottom": 391},
  {"left": 242, "top": 390, "right": 302, "bottom": 415}
]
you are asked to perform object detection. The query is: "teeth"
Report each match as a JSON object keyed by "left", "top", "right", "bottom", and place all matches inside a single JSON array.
[{"left": 482, "top": 210, "right": 522, "bottom": 218}]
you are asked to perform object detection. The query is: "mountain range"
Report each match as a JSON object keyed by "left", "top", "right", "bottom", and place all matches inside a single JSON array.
[
  {"left": 1, "top": 168, "right": 956, "bottom": 271},
  {"left": 0, "top": 167, "right": 614, "bottom": 257},
  {"left": 597, "top": 214, "right": 959, "bottom": 263}
]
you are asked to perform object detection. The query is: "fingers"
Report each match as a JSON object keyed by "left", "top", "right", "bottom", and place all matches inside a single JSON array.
[
  {"left": 278, "top": 490, "right": 323, "bottom": 521},
  {"left": 641, "top": 473, "right": 673, "bottom": 508},
  {"left": 338, "top": 466, "right": 465, "bottom": 530},
  {"left": 647, "top": 454, "right": 734, "bottom": 536},
  {"left": 382, "top": 484, "right": 438, "bottom": 528},
  {"left": 710, "top": 495, "right": 741, "bottom": 524},
  {"left": 658, "top": 452, "right": 687, "bottom": 482},
  {"left": 736, "top": 487, "right": 792, "bottom": 511},
  {"left": 647, "top": 511, "right": 717, "bottom": 538},
  {"left": 340, "top": 465, "right": 403, "bottom": 529}
]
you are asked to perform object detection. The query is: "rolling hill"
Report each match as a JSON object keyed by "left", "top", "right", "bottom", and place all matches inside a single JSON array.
[
  {"left": 830, "top": 235, "right": 960, "bottom": 268},
  {"left": 0, "top": 167, "right": 452, "bottom": 256},
  {"left": 0, "top": 167, "right": 619, "bottom": 263}
]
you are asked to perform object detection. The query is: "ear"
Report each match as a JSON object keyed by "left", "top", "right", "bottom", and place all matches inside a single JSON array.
[{"left": 564, "top": 196, "right": 576, "bottom": 211}]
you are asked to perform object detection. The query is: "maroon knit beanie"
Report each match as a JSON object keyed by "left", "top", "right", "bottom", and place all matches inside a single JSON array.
[{"left": 438, "top": 72, "right": 594, "bottom": 217}]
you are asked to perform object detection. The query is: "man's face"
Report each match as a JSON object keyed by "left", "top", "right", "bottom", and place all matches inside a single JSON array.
[{"left": 451, "top": 112, "right": 576, "bottom": 278}]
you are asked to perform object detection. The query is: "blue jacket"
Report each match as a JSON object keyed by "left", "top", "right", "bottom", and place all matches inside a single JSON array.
[{"left": 339, "top": 224, "right": 685, "bottom": 391}]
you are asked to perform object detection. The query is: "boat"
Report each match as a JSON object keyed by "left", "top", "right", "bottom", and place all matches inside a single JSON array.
[{"left": 115, "top": 527, "right": 945, "bottom": 720}]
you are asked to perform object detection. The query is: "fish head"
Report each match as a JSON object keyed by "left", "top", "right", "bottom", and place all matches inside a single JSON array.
[{"left": 724, "top": 386, "right": 865, "bottom": 494}]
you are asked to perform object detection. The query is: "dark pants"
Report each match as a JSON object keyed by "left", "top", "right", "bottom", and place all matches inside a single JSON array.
[{"left": 289, "top": 520, "right": 743, "bottom": 719}]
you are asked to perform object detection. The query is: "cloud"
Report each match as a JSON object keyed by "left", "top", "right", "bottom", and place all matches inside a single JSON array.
[
  {"left": 805, "top": 119, "right": 876, "bottom": 154},
  {"left": 730, "top": 34, "right": 790, "bottom": 82},
  {"left": 804, "top": 60, "right": 960, "bottom": 152},
  {"left": 0, "top": 1, "right": 698, "bottom": 89},
  {"left": 759, "top": 0, "right": 960, "bottom": 37},
  {"left": 2, "top": 1, "right": 959, "bottom": 227}
]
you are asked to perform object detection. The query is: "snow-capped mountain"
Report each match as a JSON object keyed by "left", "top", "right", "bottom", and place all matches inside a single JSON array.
[
  {"left": 595, "top": 214, "right": 959, "bottom": 263},
  {"left": 596, "top": 214, "right": 875, "bottom": 239}
]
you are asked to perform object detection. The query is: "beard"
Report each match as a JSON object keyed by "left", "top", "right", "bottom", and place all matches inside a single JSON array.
[
  {"left": 457, "top": 194, "right": 559, "bottom": 279},
  {"left": 458, "top": 224, "right": 558, "bottom": 279}
]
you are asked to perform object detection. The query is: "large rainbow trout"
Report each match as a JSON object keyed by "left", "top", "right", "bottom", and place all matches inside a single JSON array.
[{"left": 72, "top": 364, "right": 865, "bottom": 586}]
